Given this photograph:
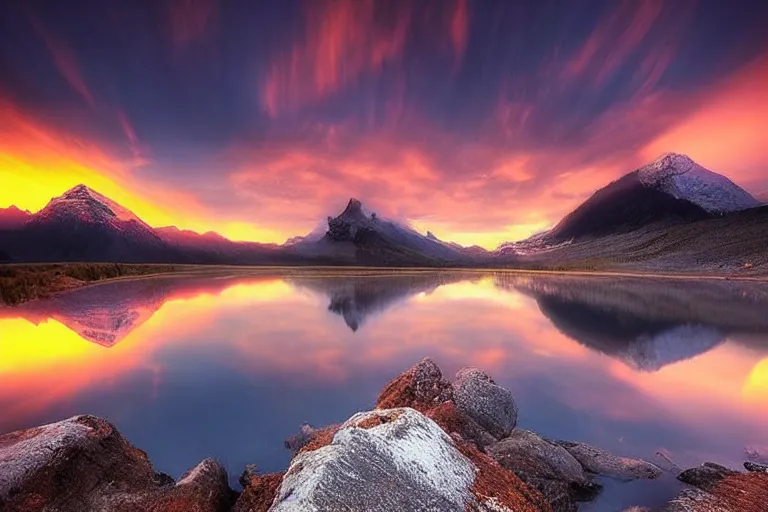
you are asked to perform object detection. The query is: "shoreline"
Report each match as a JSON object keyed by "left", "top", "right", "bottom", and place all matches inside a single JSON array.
[
  {"left": 1, "top": 358, "right": 765, "bottom": 511},
  {"left": 2, "top": 262, "right": 767, "bottom": 307}
]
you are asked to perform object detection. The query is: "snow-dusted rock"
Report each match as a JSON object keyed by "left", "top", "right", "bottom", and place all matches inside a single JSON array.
[
  {"left": 270, "top": 408, "right": 544, "bottom": 512},
  {"left": 0, "top": 415, "right": 233, "bottom": 512},
  {"left": 554, "top": 440, "right": 662, "bottom": 481},
  {"left": 453, "top": 368, "right": 518, "bottom": 439},
  {"left": 638, "top": 153, "right": 759, "bottom": 214}
]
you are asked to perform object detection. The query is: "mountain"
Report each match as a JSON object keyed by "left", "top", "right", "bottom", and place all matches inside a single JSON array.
[
  {"left": 526, "top": 153, "right": 759, "bottom": 245},
  {"left": 0, "top": 185, "right": 295, "bottom": 264},
  {"left": 0, "top": 205, "right": 31, "bottom": 230},
  {"left": 289, "top": 198, "right": 471, "bottom": 266},
  {"left": 156, "top": 226, "right": 285, "bottom": 264},
  {"left": 1, "top": 185, "right": 172, "bottom": 262}
]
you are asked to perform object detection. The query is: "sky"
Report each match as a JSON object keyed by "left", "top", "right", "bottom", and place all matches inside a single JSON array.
[{"left": 1, "top": 0, "right": 767, "bottom": 249}]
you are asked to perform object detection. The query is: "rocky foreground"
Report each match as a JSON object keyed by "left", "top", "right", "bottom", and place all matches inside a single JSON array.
[{"left": 1, "top": 359, "right": 766, "bottom": 511}]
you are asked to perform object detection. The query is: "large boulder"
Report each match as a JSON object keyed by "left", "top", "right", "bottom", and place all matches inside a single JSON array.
[
  {"left": 376, "top": 357, "right": 453, "bottom": 411},
  {"left": 453, "top": 368, "right": 518, "bottom": 439},
  {"left": 270, "top": 407, "right": 549, "bottom": 512},
  {"left": 0, "top": 415, "right": 233, "bottom": 512},
  {"left": 487, "top": 429, "right": 600, "bottom": 511},
  {"left": 488, "top": 430, "right": 587, "bottom": 485},
  {"left": 553, "top": 440, "right": 662, "bottom": 481}
]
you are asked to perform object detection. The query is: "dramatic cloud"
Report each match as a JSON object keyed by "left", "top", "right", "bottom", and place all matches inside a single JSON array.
[{"left": 0, "top": 0, "right": 766, "bottom": 247}]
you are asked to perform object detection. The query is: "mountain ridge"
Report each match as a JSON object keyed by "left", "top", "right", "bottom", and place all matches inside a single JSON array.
[{"left": 0, "top": 154, "right": 765, "bottom": 274}]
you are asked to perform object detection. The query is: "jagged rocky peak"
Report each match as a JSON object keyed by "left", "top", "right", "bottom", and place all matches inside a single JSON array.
[{"left": 327, "top": 198, "right": 375, "bottom": 241}]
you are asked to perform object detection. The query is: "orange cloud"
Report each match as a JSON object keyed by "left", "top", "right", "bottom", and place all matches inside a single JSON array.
[
  {"left": 0, "top": 100, "right": 283, "bottom": 243},
  {"left": 643, "top": 55, "right": 768, "bottom": 188}
]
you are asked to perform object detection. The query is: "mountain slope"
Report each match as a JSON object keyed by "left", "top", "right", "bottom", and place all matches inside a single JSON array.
[
  {"left": 290, "top": 198, "right": 471, "bottom": 266},
  {"left": 2, "top": 185, "right": 172, "bottom": 262},
  {"left": 156, "top": 226, "right": 286, "bottom": 264},
  {"left": 524, "top": 153, "right": 759, "bottom": 245}
]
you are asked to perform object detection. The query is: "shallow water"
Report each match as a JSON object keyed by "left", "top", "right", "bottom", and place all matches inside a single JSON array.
[{"left": 1, "top": 270, "right": 767, "bottom": 510}]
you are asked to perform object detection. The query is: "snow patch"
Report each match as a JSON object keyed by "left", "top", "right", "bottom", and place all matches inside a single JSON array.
[
  {"left": 271, "top": 407, "right": 478, "bottom": 511},
  {"left": 638, "top": 153, "right": 759, "bottom": 213}
]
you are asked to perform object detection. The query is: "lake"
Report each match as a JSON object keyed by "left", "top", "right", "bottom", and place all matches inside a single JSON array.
[{"left": 1, "top": 269, "right": 767, "bottom": 511}]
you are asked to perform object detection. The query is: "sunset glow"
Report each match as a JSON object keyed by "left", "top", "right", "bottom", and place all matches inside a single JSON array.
[{"left": 1, "top": 1, "right": 766, "bottom": 248}]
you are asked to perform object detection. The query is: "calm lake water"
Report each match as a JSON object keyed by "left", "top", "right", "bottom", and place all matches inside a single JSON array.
[{"left": 2, "top": 270, "right": 767, "bottom": 510}]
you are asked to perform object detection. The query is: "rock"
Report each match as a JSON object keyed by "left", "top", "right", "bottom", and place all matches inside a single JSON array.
[
  {"left": 233, "top": 473, "right": 284, "bottom": 512},
  {"left": 376, "top": 357, "right": 453, "bottom": 411},
  {"left": 515, "top": 476, "right": 576, "bottom": 512},
  {"left": 453, "top": 367, "right": 518, "bottom": 439},
  {"left": 554, "top": 440, "right": 663, "bottom": 481},
  {"left": 426, "top": 401, "right": 498, "bottom": 451},
  {"left": 270, "top": 407, "right": 548, "bottom": 512},
  {"left": 284, "top": 423, "right": 332, "bottom": 455},
  {"left": 295, "top": 424, "right": 341, "bottom": 455},
  {"left": 488, "top": 430, "right": 588, "bottom": 485},
  {"left": 487, "top": 430, "right": 600, "bottom": 512},
  {"left": 677, "top": 462, "right": 738, "bottom": 491},
  {"left": 664, "top": 471, "right": 768, "bottom": 512},
  {"left": 0, "top": 415, "right": 233, "bottom": 512},
  {"left": 240, "top": 464, "right": 261, "bottom": 487},
  {"left": 128, "top": 458, "right": 234, "bottom": 512},
  {"left": 744, "top": 461, "right": 768, "bottom": 473}
]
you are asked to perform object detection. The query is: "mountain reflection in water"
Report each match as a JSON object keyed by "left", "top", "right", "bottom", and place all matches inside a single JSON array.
[{"left": 1, "top": 270, "right": 767, "bottom": 511}]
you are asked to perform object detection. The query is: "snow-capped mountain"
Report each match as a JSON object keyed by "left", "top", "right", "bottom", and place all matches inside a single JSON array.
[
  {"left": 0, "top": 205, "right": 31, "bottom": 230},
  {"left": 637, "top": 153, "right": 760, "bottom": 213},
  {"left": 290, "top": 198, "right": 470, "bottom": 265},
  {"left": 521, "top": 153, "right": 758, "bottom": 245},
  {"left": 15, "top": 185, "right": 170, "bottom": 262}
]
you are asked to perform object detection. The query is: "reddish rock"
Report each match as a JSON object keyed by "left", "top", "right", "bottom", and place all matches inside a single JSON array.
[
  {"left": 285, "top": 423, "right": 341, "bottom": 455},
  {"left": 0, "top": 415, "right": 233, "bottom": 512},
  {"left": 297, "top": 424, "right": 341, "bottom": 455},
  {"left": 233, "top": 473, "right": 283, "bottom": 512},
  {"left": 376, "top": 357, "right": 453, "bottom": 411},
  {"left": 667, "top": 471, "right": 768, "bottom": 512}
]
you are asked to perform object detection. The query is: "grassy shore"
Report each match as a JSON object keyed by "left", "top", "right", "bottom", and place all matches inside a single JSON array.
[{"left": 0, "top": 263, "right": 184, "bottom": 306}]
